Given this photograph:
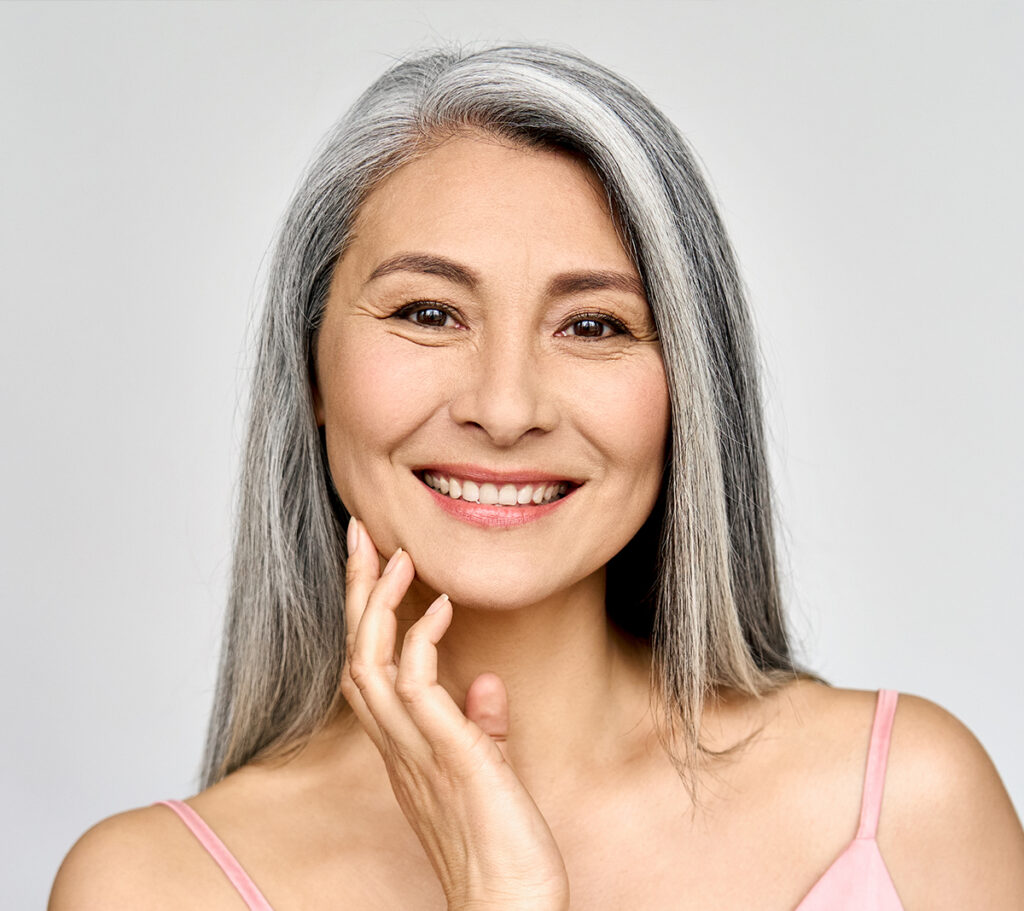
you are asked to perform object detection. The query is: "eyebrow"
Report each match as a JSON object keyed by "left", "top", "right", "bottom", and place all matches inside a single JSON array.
[{"left": 365, "top": 252, "right": 647, "bottom": 300}]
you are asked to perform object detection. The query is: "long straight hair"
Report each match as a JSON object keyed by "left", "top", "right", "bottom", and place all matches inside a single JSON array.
[{"left": 201, "top": 41, "right": 814, "bottom": 791}]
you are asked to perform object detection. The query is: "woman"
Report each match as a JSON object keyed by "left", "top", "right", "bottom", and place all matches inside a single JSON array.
[{"left": 50, "top": 42, "right": 1024, "bottom": 910}]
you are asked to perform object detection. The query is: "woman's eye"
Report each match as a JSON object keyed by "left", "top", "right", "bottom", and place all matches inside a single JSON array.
[
  {"left": 395, "top": 303, "right": 456, "bottom": 328},
  {"left": 559, "top": 315, "right": 628, "bottom": 339}
]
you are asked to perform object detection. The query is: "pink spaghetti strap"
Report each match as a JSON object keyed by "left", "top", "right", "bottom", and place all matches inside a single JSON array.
[
  {"left": 855, "top": 689, "right": 899, "bottom": 840},
  {"left": 157, "top": 799, "right": 275, "bottom": 911}
]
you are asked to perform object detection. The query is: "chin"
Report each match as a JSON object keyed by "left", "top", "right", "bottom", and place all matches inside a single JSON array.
[{"left": 411, "top": 558, "right": 587, "bottom": 613}]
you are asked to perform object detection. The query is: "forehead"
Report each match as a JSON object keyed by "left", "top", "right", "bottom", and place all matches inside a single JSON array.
[{"left": 341, "top": 133, "right": 636, "bottom": 276}]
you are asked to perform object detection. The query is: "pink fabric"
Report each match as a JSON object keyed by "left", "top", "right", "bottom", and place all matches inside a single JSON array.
[
  {"left": 157, "top": 799, "right": 274, "bottom": 911},
  {"left": 158, "top": 689, "right": 904, "bottom": 911},
  {"left": 794, "top": 689, "right": 904, "bottom": 910}
]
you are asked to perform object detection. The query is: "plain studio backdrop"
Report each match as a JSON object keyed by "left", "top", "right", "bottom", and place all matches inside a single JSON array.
[{"left": 2, "top": 2, "right": 1021, "bottom": 905}]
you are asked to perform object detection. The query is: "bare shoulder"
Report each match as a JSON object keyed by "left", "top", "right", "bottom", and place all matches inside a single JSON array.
[
  {"left": 886, "top": 691, "right": 1013, "bottom": 800},
  {"left": 879, "top": 691, "right": 1024, "bottom": 908},
  {"left": 48, "top": 802, "right": 238, "bottom": 910},
  {"left": 778, "top": 683, "right": 1024, "bottom": 908}
]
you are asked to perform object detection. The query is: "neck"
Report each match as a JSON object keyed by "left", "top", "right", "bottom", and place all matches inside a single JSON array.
[{"left": 387, "top": 567, "right": 655, "bottom": 799}]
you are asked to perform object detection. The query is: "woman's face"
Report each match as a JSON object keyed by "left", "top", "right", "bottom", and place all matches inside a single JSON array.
[{"left": 314, "top": 132, "right": 670, "bottom": 610}]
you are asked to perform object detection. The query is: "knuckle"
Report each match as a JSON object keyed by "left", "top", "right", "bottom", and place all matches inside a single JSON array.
[
  {"left": 393, "top": 676, "right": 422, "bottom": 704},
  {"left": 347, "top": 658, "right": 374, "bottom": 689},
  {"left": 402, "top": 624, "right": 428, "bottom": 648},
  {"left": 339, "top": 671, "right": 357, "bottom": 698}
]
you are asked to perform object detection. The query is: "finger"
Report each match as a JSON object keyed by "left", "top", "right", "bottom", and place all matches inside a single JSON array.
[
  {"left": 393, "top": 594, "right": 471, "bottom": 742},
  {"left": 465, "top": 672, "right": 511, "bottom": 746},
  {"left": 344, "top": 517, "right": 380, "bottom": 653},
  {"left": 348, "top": 546, "right": 432, "bottom": 750},
  {"left": 352, "top": 545, "right": 412, "bottom": 669},
  {"left": 395, "top": 594, "right": 451, "bottom": 691},
  {"left": 340, "top": 518, "right": 388, "bottom": 746},
  {"left": 339, "top": 669, "right": 384, "bottom": 750},
  {"left": 394, "top": 600, "right": 511, "bottom": 768}
]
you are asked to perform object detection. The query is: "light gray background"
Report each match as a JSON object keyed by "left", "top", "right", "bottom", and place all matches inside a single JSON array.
[{"left": 3, "top": 2, "right": 1021, "bottom": 906}]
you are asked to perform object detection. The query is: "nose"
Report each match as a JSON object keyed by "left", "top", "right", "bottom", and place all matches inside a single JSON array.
[{"left": 448, "top": 331, "right": 558, "bottom": 446}]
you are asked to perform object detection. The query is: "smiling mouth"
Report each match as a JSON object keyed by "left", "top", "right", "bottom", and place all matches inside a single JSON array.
[{"left": 414, "top": 470, "right": 577, "bottom": 507}]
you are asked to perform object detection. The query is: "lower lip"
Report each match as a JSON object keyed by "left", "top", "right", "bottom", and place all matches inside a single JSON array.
[{"left": 417, "top": 476, "right": 578, "bottom": 528}]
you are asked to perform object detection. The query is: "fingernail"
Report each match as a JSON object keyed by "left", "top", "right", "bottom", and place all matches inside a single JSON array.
[
  {"left": 382, "top": 547, "right": 403, "bottom": 575},
  {"left": 425, "top": 593, "right": 449, "bottom": 615},
  {"left": 347, "top": 516, "right": 358, "bottom": 554}
]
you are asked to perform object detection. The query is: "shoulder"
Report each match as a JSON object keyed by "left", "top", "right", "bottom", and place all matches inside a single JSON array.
[
  {"left": 49, "top": 805, "right": 182, "bottom": 910},
  {"left": 886, "top": 691, "right": 1008, "bottom": 799},
  {"left": 786, "top": 685, "right": 1024, "bottom": 908},
  {"left": 882, "top": 691, "right": 1018, "bottom": 835},
  {"left": 48, "top": 802, "right": 238, "bottom": 910},
  {"left": 769, "top": 681, "right": 1016, "bottom": 792},
  {"left": 767, "top": 683, "right": 1024, "bottom": 905},
  {"left": 785, "top": 683, "right": 1019, "bottom": 824},
  {"left": 879, "top": 691, "right": 1024, "bottom": 908}
]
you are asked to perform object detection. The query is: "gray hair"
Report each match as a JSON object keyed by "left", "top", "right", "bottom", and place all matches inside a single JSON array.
[{"left": 201, "top": 41, "right": 815, "bottom": 792}]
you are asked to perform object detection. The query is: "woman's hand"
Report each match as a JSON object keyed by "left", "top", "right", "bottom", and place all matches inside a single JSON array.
[{"left": 340, "top": 517, "right": 571, "bottom": 911}]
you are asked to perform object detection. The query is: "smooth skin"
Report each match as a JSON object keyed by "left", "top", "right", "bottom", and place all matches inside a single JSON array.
[{"left": 50, "top": 132, "right": 1024, "bottom": 910}]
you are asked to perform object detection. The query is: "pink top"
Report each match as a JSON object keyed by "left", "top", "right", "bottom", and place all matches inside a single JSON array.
[
  {"left": 158, "top": 689, "right": 904, "bottom": 910},
  {"left": 793, "top": 689, "right": 904, "bottom": 910}
]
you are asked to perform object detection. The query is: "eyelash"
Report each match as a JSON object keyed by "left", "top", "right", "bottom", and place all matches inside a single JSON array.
[{"left": 391, "top": 301, "right": 632, "bottom": 340}]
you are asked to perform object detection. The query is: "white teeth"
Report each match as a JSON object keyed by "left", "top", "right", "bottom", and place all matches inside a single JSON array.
[{"left": 420, "top": 472, "right": 571, "bottom": 507}]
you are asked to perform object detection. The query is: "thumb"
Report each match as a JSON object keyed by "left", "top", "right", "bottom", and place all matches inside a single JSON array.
[{"left": 464, "top": 672, "right": 510, "bottom": 749}]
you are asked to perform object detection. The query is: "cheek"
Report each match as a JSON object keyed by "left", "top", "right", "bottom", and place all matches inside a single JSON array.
[
  {"left": 339, "top": 337, "right": 420, "bottom": 420},
  {"left": 321, "top": 332, "right": 446, "bottom": 470},
  {"left": 579, "top": 355, "right": 670, "bottom": 485}
]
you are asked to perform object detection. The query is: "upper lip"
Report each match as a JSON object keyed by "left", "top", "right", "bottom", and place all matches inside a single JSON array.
[{"left": 412, "top": 463, "right": 585, "bottom": 486}]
